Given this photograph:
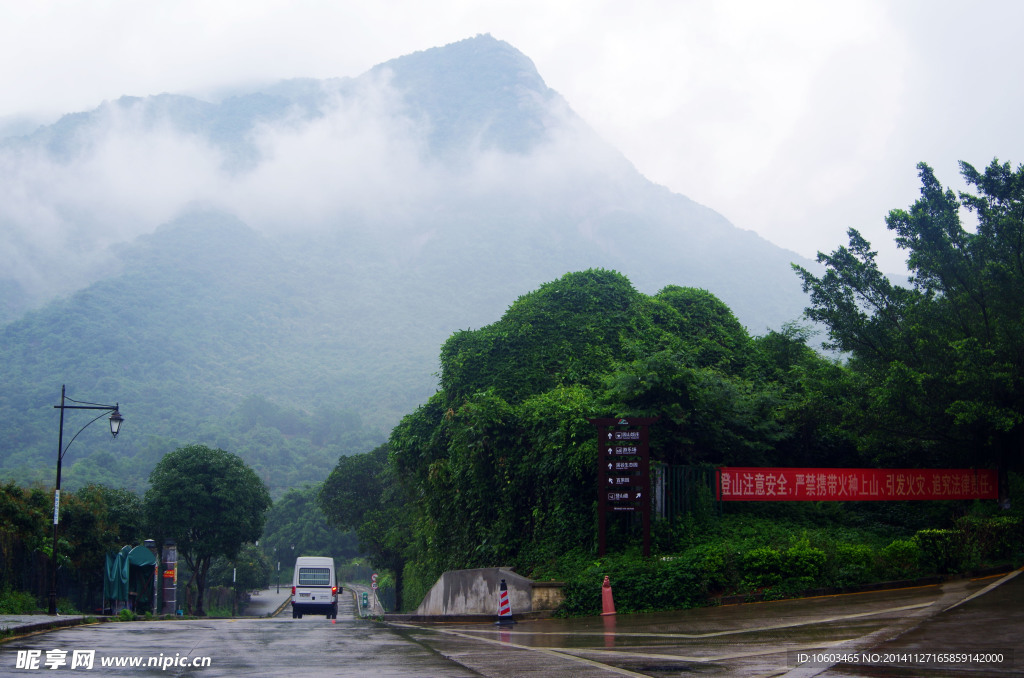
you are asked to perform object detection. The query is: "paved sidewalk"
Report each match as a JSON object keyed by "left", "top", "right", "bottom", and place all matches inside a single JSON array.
[
  {"left": 0, "top": 613, "right": 96, "bottom": 638},
  {"left": 0, "top": 586, "right": 293, "bottom": 637}
]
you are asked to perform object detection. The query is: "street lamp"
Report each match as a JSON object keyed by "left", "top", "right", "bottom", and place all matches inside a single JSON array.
[
  {"left": 144, "top": 539, "right": 158, "bottom": 614},
  {"left": 50, "top": 384, "right": 124, "bottom": 615}
]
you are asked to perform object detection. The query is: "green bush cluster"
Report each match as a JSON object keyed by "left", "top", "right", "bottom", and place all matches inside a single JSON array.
[
  {"left": 0, "top": 589, "right": 37, "bottom": 614},
  {"left": 912, "top": 516, "right": 1023, "bottom": 574},
  {"left": 559, "top": 553, "right": 704, "bottom": 616},
  {"left": 955, "top": 515, "right": 1023, "bottom": 561},
  {"left": 876, "top": 538, "right": 921, "bottom": 580},
  {"left": 555, "top": 513, "right": 1022, "bottom": 616},
  {"left": 913, "top": 529, "right": 964, "bottom": 574}
]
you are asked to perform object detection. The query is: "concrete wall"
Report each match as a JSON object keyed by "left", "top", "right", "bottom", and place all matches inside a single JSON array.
[
  {"left": 414, "top": 568, "right": 535, "bottom": 616},
  {"left": 530, "top": 581, "right": 565, "bottom": 611}
]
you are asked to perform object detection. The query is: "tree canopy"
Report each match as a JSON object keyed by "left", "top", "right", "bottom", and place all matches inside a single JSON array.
[
  {"left": 795, "top": 160, "right": 1024, "bottom": 499},
  {"left": 144, "top": 444, "right": 271, "bottom": 615}
]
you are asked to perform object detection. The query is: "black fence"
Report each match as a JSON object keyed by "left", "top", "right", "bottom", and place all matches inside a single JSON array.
[
  {"left": 654, "top": 464, "right": 721, "bottom": 522},
  {"left": 376, "top": 585, "right": 396, "bottom": 613}
]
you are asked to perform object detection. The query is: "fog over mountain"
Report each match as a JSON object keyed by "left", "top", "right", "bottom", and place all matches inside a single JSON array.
[{"left": 0, "top": 35, "right": 817, "bottom": 492}]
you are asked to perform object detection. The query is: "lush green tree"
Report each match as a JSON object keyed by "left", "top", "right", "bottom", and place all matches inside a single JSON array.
[
  {"left": 795, "top": 160, "right": 1024, "bottom": 501},
  {"left": 0, "top": 482, "right": 50, "bottom": 599},
  {"left": 319, "top": 444, "right": 414, "bottom": 607},
  {"left": 61, "top": 485, "right": 143, "bottom": 591},
  {"left": 0, "top": 482, "right": 146, "bottom": 610},
  {"left": 144, "top": 444, "right": 271, "bottom": 615},
  {"left": 439, "top": 269, "right": 654, "bottom": 405},
  {"left": 652, "top": 285, "right": 751, "bottom": 371},
  {"left": 261, "top": 484, "right": 359, "bottom": 567},
  {"left": 208, "top": 543, "right": 272, "bottom": 601},
  {"left": 747, "top": 324, "right": 861, "bottom": 468}
]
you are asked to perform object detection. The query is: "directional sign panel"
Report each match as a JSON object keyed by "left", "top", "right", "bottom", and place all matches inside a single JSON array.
[{"left": 590, "top": 417, "right": 657, "bottom": 557}]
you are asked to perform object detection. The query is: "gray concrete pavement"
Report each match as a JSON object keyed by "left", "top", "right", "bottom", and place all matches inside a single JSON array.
[
  {"left": 394, "top": 568, "right": 1024, "bottom": 677},
  {"left": 809, "top": 568, "right": 1023, "bottom": 677},
  {"left": 4, "top": 570, "right": 1022, "bottom": 676},
  {"left": 3, "top": 588, "right": 478, "bottom": 677}
]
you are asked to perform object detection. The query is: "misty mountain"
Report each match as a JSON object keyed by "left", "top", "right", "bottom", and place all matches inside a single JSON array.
[{"left": 0, "top": 35, "right": 816, "bottom": 494}]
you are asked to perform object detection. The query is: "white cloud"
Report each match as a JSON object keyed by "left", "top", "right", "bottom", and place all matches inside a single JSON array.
[
  {"left": 1, "top": 0, "right": 1022, "bottom": 282},
  {"left": 0, "top": 67, "right": 646, "bottom": 299}
]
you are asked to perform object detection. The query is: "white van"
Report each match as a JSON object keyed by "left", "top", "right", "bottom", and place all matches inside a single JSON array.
[{"left": 291, "top": 556, "right": 340, "bottom": 619}]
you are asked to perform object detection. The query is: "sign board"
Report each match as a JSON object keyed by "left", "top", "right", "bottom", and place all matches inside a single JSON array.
[
  {"left": 371, "top": 582, "right": 378, "bottom": 590},
  {"left": 590, "top": 417, "right": 658, "bottom": 556},
  {"left": 717, "top": 467, "right": 998, "bottom": 501}
]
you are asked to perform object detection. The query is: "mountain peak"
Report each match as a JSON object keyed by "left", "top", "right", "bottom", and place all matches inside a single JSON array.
[{"left": 371, "top": 34, "right": 563, "bottom": 153}]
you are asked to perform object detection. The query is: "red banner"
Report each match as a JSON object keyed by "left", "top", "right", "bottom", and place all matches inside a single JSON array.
[{"left": 717, "top": 467, "right": 997, "bottom": 501}]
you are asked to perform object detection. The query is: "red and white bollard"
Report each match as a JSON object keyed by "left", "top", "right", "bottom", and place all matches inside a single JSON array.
[
  {"left": 601, "top": 575, "right": 616, "bottom": 616},
  {"left": 495, "top": 578, "right": 516, "bottom": 625}
]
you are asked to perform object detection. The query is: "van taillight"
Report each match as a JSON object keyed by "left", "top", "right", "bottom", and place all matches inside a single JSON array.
[
  {"left": 332, "top": 586, "right": 338, "bottom": 594},
  {"left": 291, "top": 586, "right": 296, "bottom": 595}
]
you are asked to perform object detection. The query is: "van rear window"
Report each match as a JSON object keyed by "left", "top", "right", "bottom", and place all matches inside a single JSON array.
[{"left": 298, "top": 567, "right": 331, "bottom": 586}]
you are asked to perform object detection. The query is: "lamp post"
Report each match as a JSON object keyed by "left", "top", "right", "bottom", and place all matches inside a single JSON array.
[
  {"left": 50, "top": 384, "right": 124, "bottom": 615},
  {"left": 144, "top": 539, "right": 158, "bottom": 614}
]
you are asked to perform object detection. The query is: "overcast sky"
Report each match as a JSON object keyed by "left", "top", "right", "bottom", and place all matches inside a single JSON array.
[{"left": 2, "top": 0, "right": 1022, "bottom": 274}]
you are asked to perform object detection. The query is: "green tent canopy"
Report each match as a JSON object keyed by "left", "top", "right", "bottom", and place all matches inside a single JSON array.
[{"left": 103, "top": 544, "right": 157, "bottom": 612}]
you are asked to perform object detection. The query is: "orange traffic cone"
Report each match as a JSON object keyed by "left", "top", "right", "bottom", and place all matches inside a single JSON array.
[
  {"left": 601, "top": 575, "right": 616, "bottom": 616},
  {"left": 495, "top": 578, "right": 516, "bottom": 625}
]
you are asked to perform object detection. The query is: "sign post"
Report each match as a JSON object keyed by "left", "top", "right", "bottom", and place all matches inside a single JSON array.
[
  {"left": 161, "top": 539, "right": 177, "bottom": 615},
  {"left": 590, "top": 417, "right": 657, "bottom": 556}
]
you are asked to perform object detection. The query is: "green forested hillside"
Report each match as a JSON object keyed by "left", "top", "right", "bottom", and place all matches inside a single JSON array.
[{"left": 0, "top": 35, "right": 816, "bottom": 497}]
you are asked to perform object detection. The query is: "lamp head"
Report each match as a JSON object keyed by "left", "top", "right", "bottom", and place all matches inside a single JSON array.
[{"left": 109, "top": 409, "right": 124, "bottom": 437}]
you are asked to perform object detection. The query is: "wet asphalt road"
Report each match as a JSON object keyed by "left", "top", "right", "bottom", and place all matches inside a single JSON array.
[
  {"left": 4, "top": 594, "right": 475, "bottom": 677},
  {"left": 3, "top": 570, "right": 1022, "bottom": 677}
]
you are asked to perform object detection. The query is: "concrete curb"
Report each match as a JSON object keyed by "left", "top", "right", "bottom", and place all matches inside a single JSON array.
[
  {"left": 270, "top": 596, "right": 291, "bottom": 618},
  {"left": 1, "top": 616, "right": 102, "bottom": 641},
  {"left": 383, "top": 611, "right": 552, "bottom": 624},
  {"left": 715, "top": 565, "right": 1015, "bottom": 607}
]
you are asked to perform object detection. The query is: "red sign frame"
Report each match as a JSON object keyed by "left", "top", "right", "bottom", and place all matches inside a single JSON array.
[{"left": 716, "top": 467, "right": 997, "bottom": 501}]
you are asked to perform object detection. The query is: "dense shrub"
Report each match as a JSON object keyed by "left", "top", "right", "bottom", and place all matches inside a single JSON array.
[
  {"left": 783, "top": 535, "right": 826, "bottom": 582},
  {"left": 0, "top": 589, "right": 37, "bottom": 614},
  {"left": 829, "top": 543, "right": 875, "bottom": 587},
  {"left": 914, "top": 529, "right": 969, "bottom": 574},
  {"left": 553, "top": 498, "right": 1022, "bottom": 617},
  {"left": 557, "top": 553, "right": 705, "bottom": 616},
  {"left": 740, "top": 547, "right": 782, "bottom": 590},
  {"left": 687, "top": 543, "right": 737, "bottom": 592},
  {"left": 955, "top": 515, "right": 1023, "bottom": 562},
  {"left": 877, "top": 538, "right": 921, "bottom": 579}
]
